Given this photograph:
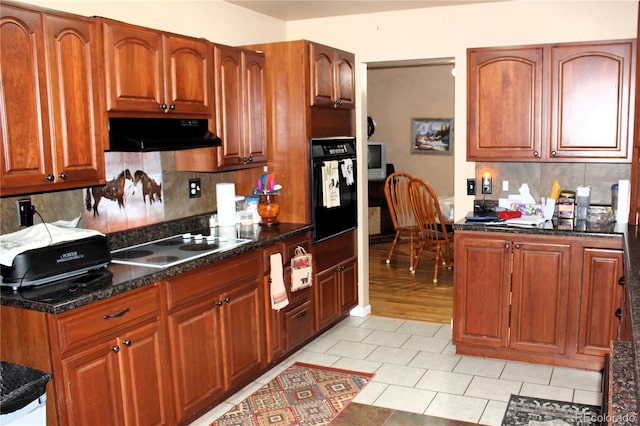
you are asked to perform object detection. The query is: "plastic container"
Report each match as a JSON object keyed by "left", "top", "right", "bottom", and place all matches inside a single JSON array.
[
  {"left": 557, "top": 190, "right": 575, "bottom": 219},
  {"left": 575, "top": 186, "right": 590, "bottom": 220}
]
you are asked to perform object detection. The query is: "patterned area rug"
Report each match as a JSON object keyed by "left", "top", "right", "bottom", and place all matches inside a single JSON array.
[
  {"left": 502, "top": 395, "right": 601, "bottom": 425},
  {"left": 211, "top": 362, "right": 374, "bottom": 426}
]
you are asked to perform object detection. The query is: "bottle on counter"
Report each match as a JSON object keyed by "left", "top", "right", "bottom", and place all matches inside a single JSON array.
[
  {"left": 557, "top": 190, "right": 576, "bottom": 219},
  {"left": 611, "top": 183, "right": 618, "bottom": 218}
]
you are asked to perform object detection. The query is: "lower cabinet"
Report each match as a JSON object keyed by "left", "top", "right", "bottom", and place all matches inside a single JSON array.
[
  {"left": 453, "top": 230, "right": 624, "bottom": 370},
  {"left": 262, "top": 232, "right": 314, "bottom": 363},
  {"left": 313, "top": 230, "right": 358, "bottom": 331},
  {"left": 50, "top": 284, "right": 173, "bottom": 425},
  {"left": 164, "top": 251, "right": 265, "bottom": 422}
]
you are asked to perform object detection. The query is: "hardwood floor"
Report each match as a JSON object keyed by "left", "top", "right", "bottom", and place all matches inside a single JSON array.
[{"left": 368, "top": 240, "right": 453, "bottom": 324}]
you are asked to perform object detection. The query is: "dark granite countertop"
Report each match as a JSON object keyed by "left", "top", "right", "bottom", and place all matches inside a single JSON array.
[
  {"left": 0, "top": 215, "right": 311, "bottom": 315},
  {"left": 455, "top": 218, "right": 640, "bottom": 424}
]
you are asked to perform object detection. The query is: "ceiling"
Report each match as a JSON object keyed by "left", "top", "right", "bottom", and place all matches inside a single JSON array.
[{"left": 224, "top": 0, "right": 501, "bottom": 21}]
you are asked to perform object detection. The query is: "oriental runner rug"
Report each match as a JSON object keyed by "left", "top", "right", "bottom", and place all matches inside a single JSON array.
[
  {"left": 211, "top": 362, "right": 374, "bottom": 426},
  {"left": 502, "top": 394, "right": 601, "bottom": 425}
]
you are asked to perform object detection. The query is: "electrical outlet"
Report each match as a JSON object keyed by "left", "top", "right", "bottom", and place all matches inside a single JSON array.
[
  {"left": 17, "top": 199, "right": 34, "bottom": 227},
  {"left": 189, "top": 178, "right": 201, "bottom": 198},
  {"left": 466, "top": 178, "right": 477, "bottom": 196},
  {"left": 502, "top": 180, "right": 509, "bottom": 191},
  {"left": 482, "top": 177, "right": 492, "bottom": 194}
]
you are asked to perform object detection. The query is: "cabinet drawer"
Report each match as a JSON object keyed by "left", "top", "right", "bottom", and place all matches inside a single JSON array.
[
  {"left": 284, "top": 299, "right": 314, "bottom": 350},
  {"left": 54, "top": 285, "right": 160, "bottom": 353},
  {"left": 166, "top": 252, "right": 260, "bottom": 310}
]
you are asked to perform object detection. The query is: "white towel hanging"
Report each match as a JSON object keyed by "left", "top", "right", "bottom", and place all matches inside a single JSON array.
[
  {"left": 269, "top": 253, "right": 289, "bottom": 310},
  {"left": 322, "top": 161, "right": 341, "bottom": 208}
]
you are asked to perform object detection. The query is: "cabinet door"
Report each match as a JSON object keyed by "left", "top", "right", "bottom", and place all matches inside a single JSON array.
[
  {"left": 315, "top": 267, "right": 341, "bottom": 331},
  {"left": 453, "top": 235, "right": 511, "bottom": 348},
  {"left": 1, "top": 6, "right": 54, "bottom": 191},
  {"left": 334, "top": 50, "right": 355, "bottom": 108},
  {"left": 510, "top": 241, "right": 571, "bottom": 354},
  {"left": 309, "top": 42, "right": 335, "bottom": 107},
  {"left": 214, "top": 45, "right": 244, "bottom": 168},
  {"left": 467, "top": 47, "right": 544, "bottom": 161},
  {"left": 219, "top": 280, "right": 266, "bottom": 388},
  {"left": 119, "top": 321, "right": 173, "bottom": 426},
  {"left": 577, "top": 249, "right": 624, "bottom": 356},
  {"left": 164, "top": 34, "right": 213, "bottom": 116},
  {"left": 44, "top": 14, "right": 106, "bottom": 187},
  {"left": 550, "top": 41, "right": 635, "bottom": 161},
  {"left": 167, "top": 299, "right": 224, "bottom": 420},
  {"left": 102, "top": 20, "right": 165, "bottom": 112},
  {"left": 242, "top": 50, "right": 267, "bottom": 166},
  {"left": 60, "top": 341, "right": 124, "bottom": 426},
  {"left": 339, "top": 256, "right": 358, "bottom": 313}
]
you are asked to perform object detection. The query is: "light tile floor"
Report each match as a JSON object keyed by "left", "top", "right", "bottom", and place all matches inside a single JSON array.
[{"left": 190, "top": 315, "right": 603, "bottom": 425}]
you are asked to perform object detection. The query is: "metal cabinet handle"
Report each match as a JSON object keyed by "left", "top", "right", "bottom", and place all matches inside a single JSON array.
[
  {"left": 505, "top": 243, "right": 510, "bottom": 249},
  {"left": 122, "top": 339, "right": 132, "bottom": 346},
  {"left": 224, "top": 297, "right": 231, "bottom": 303},
  {"left": 169, "top": 104, "right": 175, "bottom": 111},
  {"left": 160, "top": 103, "right": 168, "bottom": 111},
  {"left": 551, "top": 150, "right": 557, "bottom": 157},
  {"left": 216, "top": 300, "right": 223, "bottom": 306},
  {"left": 515, "top": 244, "right": 520, "bottom": 249},
  {"left": 104, "top": 307, "right": 130, "bottom": 320},
  {"left": 295, "top": 311, "right": 307, "bottom": 319},
  {"left": 59, "top": 172, "right": 68, "bottom": 180},
  {"left": 111, "top": 345, "right": 120, "bottom": 353},
  {"left": 46, "top": 174, "right": 55, "bottom": 182},
  {"left": 615, "top": 308, "right": 622, "bottom": 319},
  {"left": 533, "top": 151, "right": 539, "bottom": 157},
  {"left": 618, "top": 276, "right": 626, "bottom": 286}
]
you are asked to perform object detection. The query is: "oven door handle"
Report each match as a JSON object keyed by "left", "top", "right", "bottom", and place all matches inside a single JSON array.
[{"left": 104, "top": 307, "right": 130, "bottom": 320}]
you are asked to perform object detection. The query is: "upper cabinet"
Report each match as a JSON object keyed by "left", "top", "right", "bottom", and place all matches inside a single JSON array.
[
  {"left": 175, "top": 45, "right": 267, "bottom": 171},
  {"left": 0, "top": 4, "right": 106, "bottom": 196},
  {"left": 99, "top": 19, "right": 213, "bottom": 117},
  {"left": 468, "top": 40, "right": 636, "bottom": 162},
  {"left": 309, "top": 42, "right": 355, "bottom": 109}
]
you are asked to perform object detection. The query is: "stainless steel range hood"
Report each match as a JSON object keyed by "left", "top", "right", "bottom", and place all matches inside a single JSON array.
[{"left": 107, "top": 117, "right": 222, "bottom": 152}]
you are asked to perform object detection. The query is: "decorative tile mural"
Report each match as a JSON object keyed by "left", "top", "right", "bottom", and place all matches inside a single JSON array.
[{"left": 84, "top": 152, "right": 165, "bottom": 233}]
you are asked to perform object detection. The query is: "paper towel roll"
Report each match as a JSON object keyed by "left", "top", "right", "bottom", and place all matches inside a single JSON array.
[
  {"left": 616, "top": 179, "right": 630, "bottom": 224},
  {"left": 216, "top": 183, "right": 236, "bottom": 227}
]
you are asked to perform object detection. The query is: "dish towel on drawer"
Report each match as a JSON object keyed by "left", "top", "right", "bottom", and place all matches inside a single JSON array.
[{"left": 270, "top": 253, "right": 289, "bottom": 310}]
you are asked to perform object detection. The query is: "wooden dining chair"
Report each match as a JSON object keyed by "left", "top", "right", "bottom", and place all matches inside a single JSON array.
[
  {"left": 408, "top": 177, "right": 453, "bottom": 284},
  {"left": 383, "top": 172, "right": 420, "bottom": 271}
]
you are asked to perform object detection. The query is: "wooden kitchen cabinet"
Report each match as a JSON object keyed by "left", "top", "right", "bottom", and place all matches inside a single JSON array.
[
  {"left": 454, "top": 230, "right": 624, "bottom": 370},
  {"left": 313, "top": 230, "right": 358, "bottom": 331},
  {"left": 0, "top": 4, "right": 106, "bottom": 196},
  {"left": 49, "top": 284, "right": 173, "bottom": 426},
  {"left": 174, "top": 45, "right": 267, "bottom": 172},
  {"left": 453, "top": 233, "right": 570, "bottom": 355},
  {"left": 309, "top": 42, "right": 355, "bottom": 109},
  {"left": 468, "top": 39, "right": 636, "bottom": 162},
  {"left": 576, "top": 248, "right": 624, "bottom": 356},
  {"left": 99, "top": 18, "right": 213, "bottom": 116},
  {"left": 262, "top": 232, "right": 314, "bottom": 363},
  {"left": 164, "top": 251, "right": 266, "bottom": 423}
]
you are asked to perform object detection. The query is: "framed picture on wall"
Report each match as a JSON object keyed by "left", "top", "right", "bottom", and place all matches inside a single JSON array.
[{"left": 411, "top": 118, "right": 453, "bottom": 154}]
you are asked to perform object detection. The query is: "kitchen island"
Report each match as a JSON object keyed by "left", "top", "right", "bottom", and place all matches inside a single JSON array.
[{"left": 453, "top": 219, "right": 639, "bottom": 424}]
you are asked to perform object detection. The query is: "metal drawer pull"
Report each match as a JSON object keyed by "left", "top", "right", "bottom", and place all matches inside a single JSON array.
[
  {"left": 295, "top": 311, "right": 307, "bottom": 319},
  {"left": 123, "top": 339, "right": 132, "bottom": 346},
  {"left": 615, "top": 308, "right": 622, "bottom": 319},
  {"left": 111, "top": 345, "right": 120, "bottom": 353},
  {"left": 618, "top": 276, "right": 626, "bottom": 286},
  {"left": 103, "top": 307, "right": 130, "bottom": 320}
]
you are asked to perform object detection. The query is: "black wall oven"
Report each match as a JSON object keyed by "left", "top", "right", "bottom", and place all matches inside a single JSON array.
[{"left": 309, "top": 137, "right": 357, "bottom": 243}]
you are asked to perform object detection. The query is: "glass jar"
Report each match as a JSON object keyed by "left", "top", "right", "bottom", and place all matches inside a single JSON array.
[{"left": 257, "top": 192, "right": 280, "bottom": 226}]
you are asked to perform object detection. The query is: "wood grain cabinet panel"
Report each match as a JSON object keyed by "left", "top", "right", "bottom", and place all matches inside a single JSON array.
[
  {"left": 100, "top": 19, "right": 213, "bottom": 116},
  {"left": 577, "top": 248, "right": 624, "bottom": 356},
  {"left": 0, "top": 5, "right": 105, "bottom": 195},
  {"left": 174, "top": 45, "right": 266, "bottom": 171},
  {"left": 454, "top": 231, "right": 624, "bottom": 370},
  {"left": 310, "top": 42, "right": 355, "bottom": 109},
  {"left": 468, "top": 39, "right": 635, "bottom": 162}
]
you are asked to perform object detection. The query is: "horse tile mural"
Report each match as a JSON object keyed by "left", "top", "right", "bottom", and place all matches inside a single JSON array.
[{"left": 84, "top": 152, "right": 165, "bottom": 233}]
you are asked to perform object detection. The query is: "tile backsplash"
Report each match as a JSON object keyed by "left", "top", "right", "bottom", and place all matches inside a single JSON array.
[{"left": 475, "top": 162, "right": 631, "bottom": 205}]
